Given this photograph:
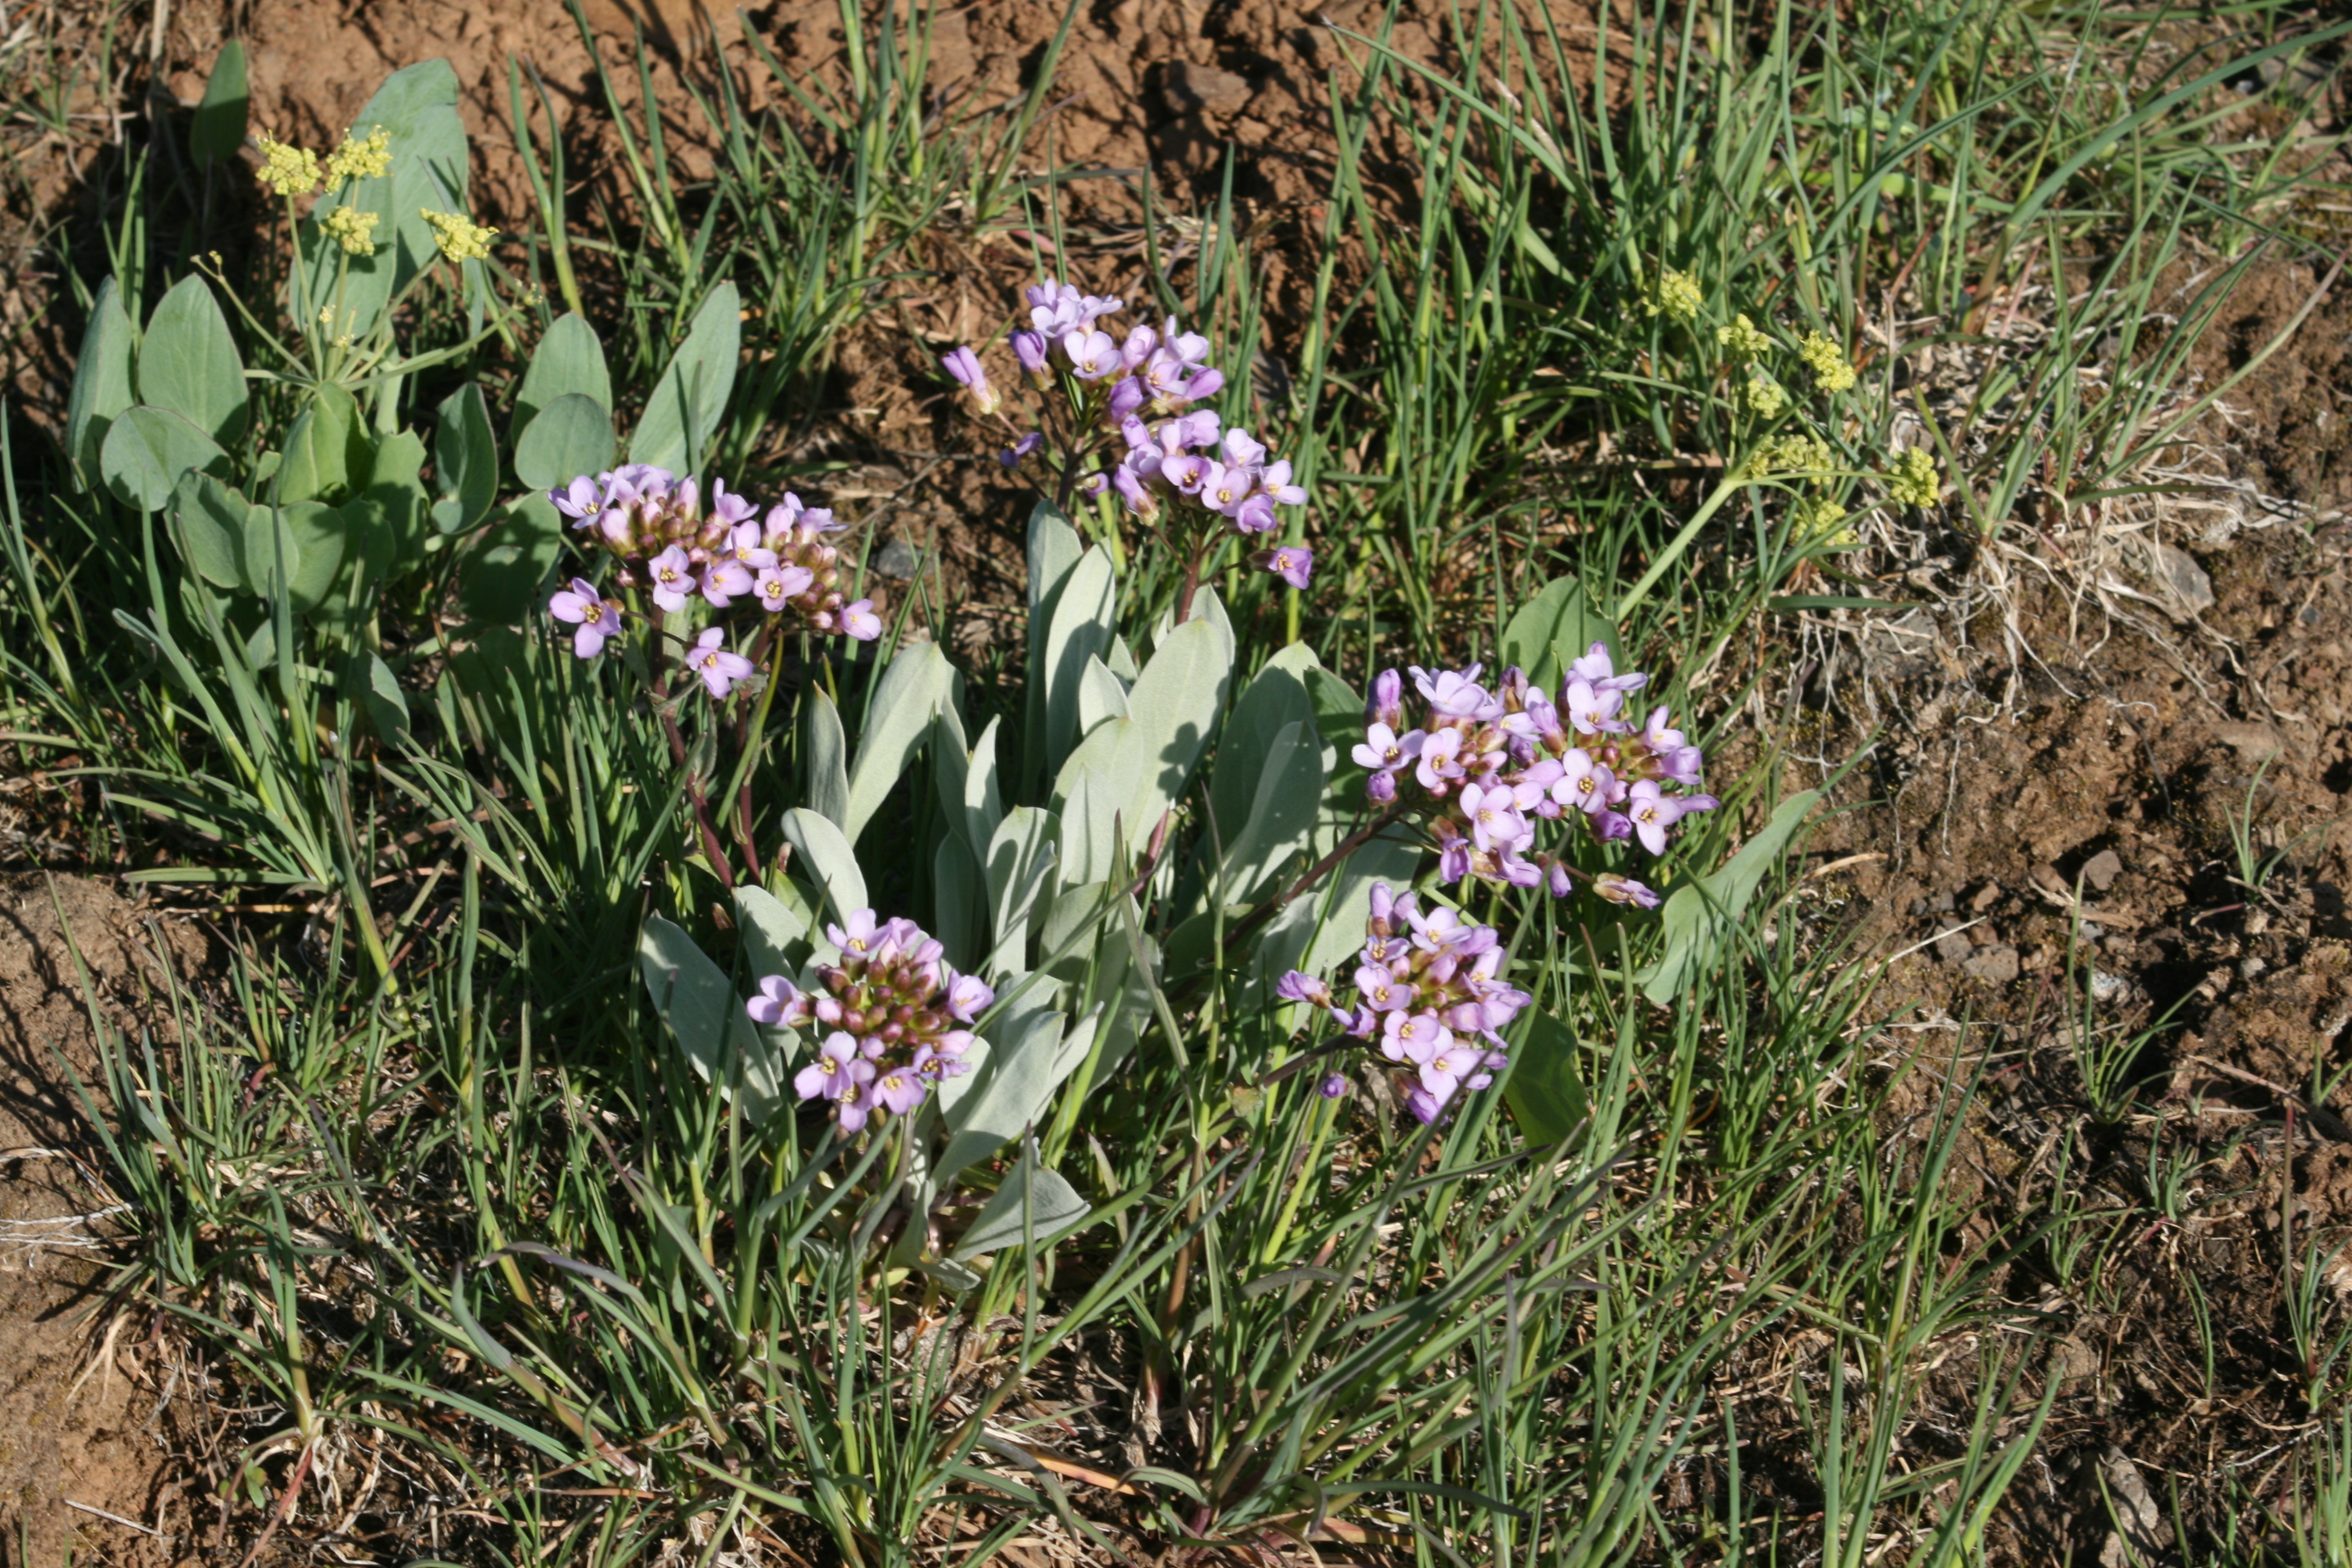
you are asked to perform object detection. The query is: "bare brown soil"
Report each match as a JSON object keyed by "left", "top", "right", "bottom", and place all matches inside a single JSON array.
[{"left": 0, "top": 878, "right": 214, "bottom": 1563}]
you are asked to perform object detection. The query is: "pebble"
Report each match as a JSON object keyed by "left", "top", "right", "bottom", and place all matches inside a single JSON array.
[
  {"left": 2151, "top": 541, "right": 2215, "bottom": 615},
  {"left": 2082, "top": 848, "right": 2123, "bottom": 892},
  {"left": 1934, "top": 925, "right": 1975, "bottom": 963},
  {"left": 1963, "top": 946, "right": 2020, "bottom": 983}
]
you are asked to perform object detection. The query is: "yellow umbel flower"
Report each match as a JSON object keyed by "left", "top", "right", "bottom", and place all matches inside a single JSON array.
[
  {"left": 255, "top": 131, "right": 322, "bottom": 198},
  {"left": 1793, "top": 494, "right": 1856, "bottom": 547},
  {"left": 422, "top": 209, "right": 498, "bottom": 263},
  {"left": 319, "top": 205, "right": 380, "bottom": 256},
  {"left": 1645, "top": 266, "right": 1704, "bottom": 322},
  {"left": 1717, "top": 313, "right": 1771, "bottom": 361},
  {"left": 1798, "top": 331, "right": 1857, "bottom": 394},
  {"left": 1742, "top": 374, "right": 1788, "bottom": 420},
  {"left": 325, "top": 127, "right": 391, "bottom": 192},
  {"left": 1884, "top": 445, "right": 1940, "bottom": 508},
  {"left": 1753, "top": 432, "right": 1835, "bottom": 479}
]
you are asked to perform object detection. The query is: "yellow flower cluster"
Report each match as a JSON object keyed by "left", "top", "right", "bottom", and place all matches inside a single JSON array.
[
  {"left": 1754, "top": 432, "right": 1835, "bottom": 477},
  {"left": 1798, "top": 331, "right": 1857, "bottom": 394},
  {"left": 255, "top": 130, "right": 322, "bottom": 198},
  {"left": 1717, "top": 313, "right": 1771, "bottom": 360},
  {"left": 1884, "top": 445, "right": 1940, "bottom": 508},
  {"left": 325, "top": 127, "right": 391, "bottom": 192},
  {"left": 422, "top": 209, "right": 499, "bottom": 263},
  {"left": 1793, "top": 494, "right": 1856, "bottom": 547},
  {"left": 1742, "top": 374, "right": 1788, "bottom": 420},
  {"left": 320, "top": 206, "right": 381, "bottom": 256},
  {"left": 1645, "top": 266, "right": 1704, "bottom": 322}
]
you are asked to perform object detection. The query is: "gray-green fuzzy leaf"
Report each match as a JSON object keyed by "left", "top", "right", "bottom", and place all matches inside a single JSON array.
[
  {"left": 844, "top": 639, "right": 953, "bottom": 843},
  {"left": 780, "top": 807, "right": 867, "bottom": 921},
  {"left": 169, "top": 471, "right": 247, "bottom": 589},
  {"left": 188, "top": 40, "right": 247, "bottom": 165},
  {"left": 802, "top": 688, "right": 851, "bottom": 829},
  {"left": 296, "top": 60, "right": 468, "bottom": 344}
]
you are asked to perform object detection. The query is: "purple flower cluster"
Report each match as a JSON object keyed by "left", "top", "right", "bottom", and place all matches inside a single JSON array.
[
  {"left": 1353, "top": 643, "right": 1717, "bottom": 906},
  {"left": 743, "top": 910, "right": 993, "bottom": 1134},
  {"left": 937, "top": 277, "right": 1315, "bottom": 590},
  {"left": 546, "top": 466, "right": 881, "bottom": 673},
  {"left": 1277, "top": 883, "right": 1526, "bottom": 1124}
]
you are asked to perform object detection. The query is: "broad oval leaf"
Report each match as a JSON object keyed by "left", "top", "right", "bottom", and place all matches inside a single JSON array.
[
  {"left": 512, "top": 391, "right": 615, "bottom": 493},
  {"left": 1502, "top": 1011, "right": 1589, "bottom": 1146},
  {"left": 456, "top": 494, "right": 563, "bottom": 624},
  {"left": 139, "top": 276, "right": 248, "bottom": 444},
  {"left": 629, "top": 283, "right": 740, "bottom": 474},
  {"left": 100, "top": 405, "right": 226, "bottom": 512},
  {"left": 950, "top": 1157, "right": 1092, "bottom": 1261},
  {"left": 514, "top": 312, "right": 612, "bottom": 431},
  {"left": 168, "top": 470, "right": 248, "bottom": 589},
  {"left": 278, "top": 384, "right": 364, "bottom": 504}
]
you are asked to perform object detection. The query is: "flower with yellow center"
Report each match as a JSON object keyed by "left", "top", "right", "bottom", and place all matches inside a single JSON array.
[
  {"left": 324, "top": 127, "right": 391, "bottom": 192},
  {"left": 1884, "top": 445, "right": 1939, "bottom": 508},
  {"left": 255, "top": 131, "right": 322, "bottom": 198},
  {"left": 1644, "top": 266, "right": 1704, "bottom": 322},
  {"left": 421, "top": 209, "right": 498, "bottom": 263},
  {"left": 319, "top": 205, "right": 380, "bottom": 256},
  {"left": 1717, "top": 313, "right": 1771, "bottom": 360},
  {"left": 1742, "top": 374, "right": 1788, "bottom": 420},
  {"left": 1798, "top": 330, "right": 1857, "bottom": 394}
]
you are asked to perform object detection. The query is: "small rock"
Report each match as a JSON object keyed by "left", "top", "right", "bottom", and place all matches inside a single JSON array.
[
  {"left": 2089, "top": 970, "right": 2131, "bottom": 1003},
  {"left": 2149, "top": 541, "right": 2215, "bottom": 615},
  {"left": 1165, "top": 61, "right": 1253, "bottom": 114},
  {"left": 1970, "top": 882, "right": 2001, "bottom": 912},
  {"left": 1932, "top": 890, "right": 1956, "bottom": 913},
  {"left": 2082, "top": 848, "right": 2123, "bottom": 892},
  {"left": 874, "top": 538, "right": 922, "bottom": 580},
  {"left": 1934, "top": 925, "right": 1976, "bottom": 964},
  {"left": 2212, "top": 721, "right": 2284, "bottom": 762},
  {"left": 1962, "top": 946, "right": 2020, "bottom": 983}
]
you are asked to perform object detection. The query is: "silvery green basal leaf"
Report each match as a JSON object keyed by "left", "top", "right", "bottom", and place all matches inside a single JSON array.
[
  {"left": 512, "top": 312, "right": 612, "bottom": 433},
  {"left": 168, "top": 471, "right": 247, "bottom": 590},
  {"left": 802, "top": 688, "right": 851, "bottom": 829},
  {"left": 780, "top": 806, "right": 867, "bottom": 922},
  {"left": 455, "top": 495, "right": 561, "bottom": 625},
  {"left": 984, "top": 806, "right": 1058, "bottom": 978},
  {"left": 1051, "top": 610, "right": 1235, "bottom": 867},
  {"left": 431, "top": 382, "right": 498, "bottom": 534},
  {"left": 1040, "top": 545, "right": 1116, "bottom": 774},
  {"left": 937, "top": 1007, "right": 1097, "bottom": 1187},
  {"left": 187, "top": 39, "right": 248, "bottom": 166},
  {"left": 278, "top": 385, "right": 365, "bottom": 505},
  {"left": 951, "top": 1152, "right": 1092, "bottom": 1263},
  {"left": 629, "top": 282, "right": 741, "bottom": 474},
  {"left": 1502, "top": 1010, "right": 1589, "bottom": 1146},
  {"left": 1217, "top": 719, "right": 1323, "bottom": 905},
  {"left": 1021, "top": 497, "right": 1085, "bottom": 792},
  {"left": 843, "top": 638, "right": 954, "bottom": 843},
  {"left": 512, "top": 393, "right": 615, "bottom": 493},
  {"left": 1500, "top": 572, "right": 1607, "bottom": 691}
]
